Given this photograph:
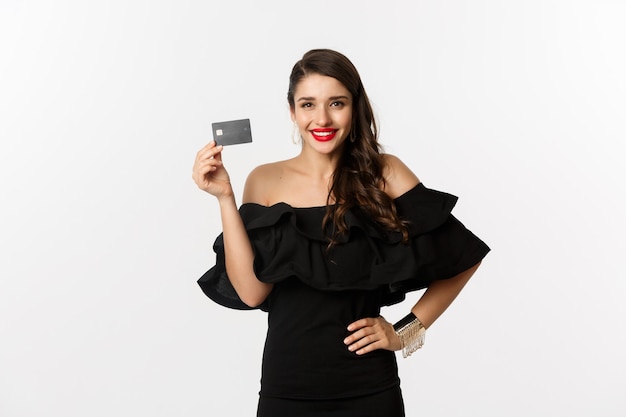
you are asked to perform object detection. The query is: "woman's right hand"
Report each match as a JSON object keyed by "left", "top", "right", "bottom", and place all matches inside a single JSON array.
[{"left": 192, "top": 141, "right": 233, "bottom": 199}]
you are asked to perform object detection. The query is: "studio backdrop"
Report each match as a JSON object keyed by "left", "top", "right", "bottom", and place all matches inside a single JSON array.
[{"left": 1, "top": 1, "right": 624, "bottom": 416}]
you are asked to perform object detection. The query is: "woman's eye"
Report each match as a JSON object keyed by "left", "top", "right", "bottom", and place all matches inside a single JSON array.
[
  {"left": 300, "top": 102, "right": 313, "bottom": 108},
  {"left": 331, "top": 101, "right": 345, "bottom": 107}
]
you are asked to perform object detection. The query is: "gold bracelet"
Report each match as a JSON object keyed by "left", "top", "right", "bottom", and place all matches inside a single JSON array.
[{"left": 393, "top": 312, "right": 426, "bottom": 358}]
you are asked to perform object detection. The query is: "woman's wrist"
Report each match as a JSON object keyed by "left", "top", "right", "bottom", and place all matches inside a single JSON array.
[
  {"left": 393, "top": 312, "right": 426, "bottom": 358},
  {"left": 217, "top": 192, "right": 237, "bottom": 209},
  {"left": 214, "top": 182, "right": 235, "bottom": 202}
]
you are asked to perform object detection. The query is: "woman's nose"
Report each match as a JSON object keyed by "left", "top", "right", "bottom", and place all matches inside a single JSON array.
[{"left": 316, "top": 108, "right": 331, "bottom": 126}]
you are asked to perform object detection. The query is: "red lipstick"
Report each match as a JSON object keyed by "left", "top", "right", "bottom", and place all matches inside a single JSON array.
[{"left": 311, "top": 128, "right": 337, "bottom": 142}]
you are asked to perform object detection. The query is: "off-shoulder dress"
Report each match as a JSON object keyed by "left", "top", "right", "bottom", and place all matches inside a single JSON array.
[{"left": 198, "top": 183, "right": 490, "bottom": 415}]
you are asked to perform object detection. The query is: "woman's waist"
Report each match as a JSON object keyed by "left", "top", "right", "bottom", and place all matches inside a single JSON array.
[{"left": 260, "top": 322, "right": 399, "bottom": 399}]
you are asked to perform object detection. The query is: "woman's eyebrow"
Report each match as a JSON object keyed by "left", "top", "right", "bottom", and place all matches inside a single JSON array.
[{"left": 297, "top": 95, "right": 350, "bottom": 102}]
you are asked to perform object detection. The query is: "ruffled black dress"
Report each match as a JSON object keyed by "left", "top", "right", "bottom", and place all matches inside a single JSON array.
[{"left": 198, "top": 183, "right": 490, "bottom": 416}]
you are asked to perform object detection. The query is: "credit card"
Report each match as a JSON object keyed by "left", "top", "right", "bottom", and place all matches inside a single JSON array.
[{"left": 211, "top": 118, "right": 253, "bottom": 146}]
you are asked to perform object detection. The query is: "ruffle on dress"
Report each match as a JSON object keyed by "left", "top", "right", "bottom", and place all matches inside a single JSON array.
[{"left": 197, "top": 183, "right": 490, "bottom": 311}]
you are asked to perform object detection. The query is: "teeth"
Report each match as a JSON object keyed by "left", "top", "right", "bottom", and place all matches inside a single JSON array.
[{"left": 313, "top": 131, "right": 333, "bottom": 136}]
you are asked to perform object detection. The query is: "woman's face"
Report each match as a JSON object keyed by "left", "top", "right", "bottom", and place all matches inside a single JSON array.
[{"left": 290, "top": 73, "right": 353, "bottom": 156}]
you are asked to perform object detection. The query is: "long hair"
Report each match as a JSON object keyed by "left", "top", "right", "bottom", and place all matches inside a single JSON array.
[{"left": 287, "top": 49, "right": 409, "bottom": 246}]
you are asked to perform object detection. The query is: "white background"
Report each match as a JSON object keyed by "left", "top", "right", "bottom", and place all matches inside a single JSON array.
[{"left": 1, "top": 1, "right": 625, "bottom": 416}]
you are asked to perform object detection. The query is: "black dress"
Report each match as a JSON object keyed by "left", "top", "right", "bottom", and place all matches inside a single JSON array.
[{"left": 198, "top": 183, "right": 490, "bottom": 416}]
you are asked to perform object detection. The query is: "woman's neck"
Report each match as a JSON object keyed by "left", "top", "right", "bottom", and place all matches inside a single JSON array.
[{"left": 294, "top": 147, "right": 342, "bottom": 182}]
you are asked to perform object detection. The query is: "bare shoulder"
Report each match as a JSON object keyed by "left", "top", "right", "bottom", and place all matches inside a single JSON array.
[
  {"left": 381, "top": 154, "right": 421, "bottom": 199},
  {"left": 242, "top": 160, "right": 289, "bottom": 205}
]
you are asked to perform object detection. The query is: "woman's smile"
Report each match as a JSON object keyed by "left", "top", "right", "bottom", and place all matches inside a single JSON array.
[{"left": 311, "top": 128, "right": 338, "bottom": 142}]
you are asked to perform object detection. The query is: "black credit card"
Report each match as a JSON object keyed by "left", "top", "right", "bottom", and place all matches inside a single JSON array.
[{"left": 211, "top": 118, "right": 253, "bottom": 146}]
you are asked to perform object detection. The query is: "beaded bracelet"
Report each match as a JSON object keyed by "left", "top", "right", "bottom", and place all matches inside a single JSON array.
[{"left": 393, "top": 312, "right": 426, "bottom": 358}]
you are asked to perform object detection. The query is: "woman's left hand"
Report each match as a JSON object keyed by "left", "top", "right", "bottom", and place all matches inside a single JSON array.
[{"left": 344, "top": 317, "right": 401, "bottom": 355}]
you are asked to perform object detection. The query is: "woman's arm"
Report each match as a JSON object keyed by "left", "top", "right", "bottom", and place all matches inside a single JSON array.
[
  {"left": 344, "top": 154, "right": 481, "bottom": 354},
  {"left": 345, "top": 263, "right": 480, "bottom": 355},
  {"left": 217, "top": 194, "right": 273, "bottom": 307},
  {"left": 192, "top": 141, "right": 273, "bottom": 307},
  {"left": 411, "top": 262, "right": 479, "bottom": 329}
]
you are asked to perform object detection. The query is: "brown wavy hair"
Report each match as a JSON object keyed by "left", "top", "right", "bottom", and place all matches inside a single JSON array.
[{"left": 287, "top": 49, "right": 409, "bottom": 246}]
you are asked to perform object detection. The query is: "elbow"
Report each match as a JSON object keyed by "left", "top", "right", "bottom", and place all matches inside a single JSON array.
[
  {"left": 240, "top": 295, "right": 266, "bottom": 308},
  {"left": 238, "top": 285, "right": 273, "bottom": 308}
]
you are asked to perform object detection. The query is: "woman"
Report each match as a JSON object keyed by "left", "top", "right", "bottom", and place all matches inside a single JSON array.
[{"left": 193, "top": 49, "right": 490, "bottom": 417}]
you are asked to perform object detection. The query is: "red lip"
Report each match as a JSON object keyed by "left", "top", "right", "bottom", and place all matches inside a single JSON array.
[{"left": 310, "top": 129, "right": 338, "bottom": 142}]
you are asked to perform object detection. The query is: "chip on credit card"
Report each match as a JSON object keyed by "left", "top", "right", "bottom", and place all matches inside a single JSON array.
[{"left": 211, "top": 118, "right": 253, "bottom": 146}]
